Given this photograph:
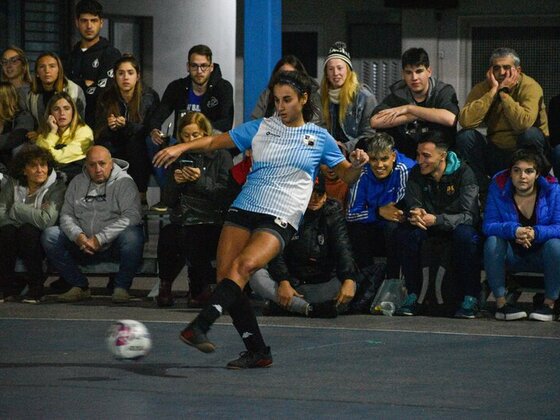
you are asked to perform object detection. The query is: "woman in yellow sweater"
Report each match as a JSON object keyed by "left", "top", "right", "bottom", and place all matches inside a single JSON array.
[{"left": 35, "top": 92, "right": 93, "bottom": 181}]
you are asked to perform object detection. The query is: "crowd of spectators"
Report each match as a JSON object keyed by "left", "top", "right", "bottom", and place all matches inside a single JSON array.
[{"left": 1, "top": 0, "right": 558, "bottom": 323}]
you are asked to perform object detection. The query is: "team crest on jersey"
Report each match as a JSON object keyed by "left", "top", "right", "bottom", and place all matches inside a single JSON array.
[
  {"left": 98, "top": 78, "right": 108, "bottom": 88},
  {"left": 92, "top": 58, "right": 99, "bottom": 68},
  {"left": 446, "top": 185, "right": 455, "bottom": 195},
  {"left": 107, "top": 69, "right": 114, "bottom": 78},
  {"left": 302, "top": 134, "right": 316, "bottom": 147}
]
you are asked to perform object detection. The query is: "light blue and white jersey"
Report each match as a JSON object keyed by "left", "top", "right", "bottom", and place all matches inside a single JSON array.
[{"left": 229, "top": 116, "right": 345, "bottom": 229}]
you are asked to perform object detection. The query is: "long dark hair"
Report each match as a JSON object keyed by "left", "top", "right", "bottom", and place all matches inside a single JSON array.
[
  {"left": 98, "top": 54, "right": 143, "bottom": 124},
  {"left": 270, "top": 71, "right": 316, "bottom": 123},
  {"left": 264, "top": 55, "right": 310, "bottom": 117}
]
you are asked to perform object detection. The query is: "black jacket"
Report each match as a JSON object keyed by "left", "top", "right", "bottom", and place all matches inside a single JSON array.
[
  {"left": 268, "top": 199, "right": 359, "bottom": 286},
  {"left": 149, "top": 63, "right": 234, "bottom": 134},
  {"left": 65, "top": 37, "right": 122, "bottom": 127},
  {"left": 163, "top": 150, "right": 233, "bottom": 225},
  {"left": 94, "top": 86, "right": 160, "bottom": 148},
  {"left": 400, "top": 152, "right": 479, "bottom": 231}
]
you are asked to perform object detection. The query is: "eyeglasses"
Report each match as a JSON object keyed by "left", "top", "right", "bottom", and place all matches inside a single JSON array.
[
  {"left": 189, "top": 63, "right": 211, "bottom": 72},
  {"left": 1, "top": 57, "right": 22, "bottom": 66},
  {"left": 84, "top": 194, "right": 106, "bottom": 203},
  {"left": 84, "top": 180, "right": 107, "bottom": 203}
]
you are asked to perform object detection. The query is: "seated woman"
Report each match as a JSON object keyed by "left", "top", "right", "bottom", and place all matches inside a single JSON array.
[
  {"left": 251, "top": 54, "right": 322, "bottom": 124},
  {"left": 155, "top": 111, "right": 233, "bottom": 307},
  {"left": 95, "top": 54, "right": 160, "bottom": 202},
  {"left": 0, "top": 144, "right": 66, "bottom": 303},
  {"left": 27, "top": 52, "right": 86, "bottom": 140},
  {"left": 0, "top": 81, "right": 34, "bottom": 168},
  {"left": 1, "top": 46, "right": 32, "bottom": 110},
  {"left": 321, "top": 41, "right": 377, "bottom": 153},
  {"left": 483, "top": 149, "right": 560, "bottom": 322},
  {"left": 35, "top": 92, "right": 93, "bottom": 181},
  {"left": 250, "top": 175, "right": 358, "bottom": 318}
]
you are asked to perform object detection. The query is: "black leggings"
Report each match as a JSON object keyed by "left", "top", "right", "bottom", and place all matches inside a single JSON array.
[
  {"left": 0, "top": 224, "right": 45, "bottom": 290},
  {"left": 157, "top": 223, "right": 222, "bottom": 297}
]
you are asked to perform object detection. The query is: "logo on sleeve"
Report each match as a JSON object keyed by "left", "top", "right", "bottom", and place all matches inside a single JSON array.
[
  {"left": 92, "top": 58, "right": 99, "bottom": 68},
  {"left": 107, "top": 69, "right": 114, "bottom": 78},
  {"left": 302, "top": 134, "right": 316, "bottom": 146},
  {"left": 86, "top": 86, "right": 97, "bottom": 95},
  {"left": 97, "top": 78, "right": 108, "bottom": 88}
]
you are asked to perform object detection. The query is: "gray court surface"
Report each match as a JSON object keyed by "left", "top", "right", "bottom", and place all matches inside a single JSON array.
[{"left": 1, "top": 298, "right": 559, "bottom": 419}]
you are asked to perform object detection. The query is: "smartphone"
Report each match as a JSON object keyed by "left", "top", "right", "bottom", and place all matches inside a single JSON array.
[{"left": 179, "top": 159, "right": 195, "bottom": 169}]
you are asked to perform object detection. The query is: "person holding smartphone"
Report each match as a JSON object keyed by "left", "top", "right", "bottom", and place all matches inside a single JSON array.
[{"left": 155, "top": 111, "right": 233, "bottom": 308}]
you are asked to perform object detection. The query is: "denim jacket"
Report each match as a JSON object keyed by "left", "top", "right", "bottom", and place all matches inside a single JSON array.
[{"left": 330, "top": 84, "right": 377, "bottom": 152}]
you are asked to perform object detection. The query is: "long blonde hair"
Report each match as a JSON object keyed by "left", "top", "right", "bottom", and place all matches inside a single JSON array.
[
  {"left": 38, "top": 92, "right": 84, "bottom": 139},
  {"left": 320, "top": 63, "right": 359, "bottom": 132},
  {"left": 0, "top": 81, "right": 20, "bottom": 122}
]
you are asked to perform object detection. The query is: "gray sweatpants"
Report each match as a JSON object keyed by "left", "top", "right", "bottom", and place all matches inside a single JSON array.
[{"left": 250, "top": 268, "right": 343, "bottom": 315}]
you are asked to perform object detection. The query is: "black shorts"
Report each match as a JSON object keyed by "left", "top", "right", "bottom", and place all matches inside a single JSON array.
[{"left": 224, "top": 207, "right": 296, "bottom": 251}]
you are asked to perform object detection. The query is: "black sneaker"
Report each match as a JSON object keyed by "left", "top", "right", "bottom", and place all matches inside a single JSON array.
[
  {"left": 308, "top": 301, "right": 338, "bottom": 318},
  {"left": 226, "top": 346, "right": 273, "bottom": 369},
  {"left": 528, "top": 304, "right": 555, "bottom": 322},
  {"left": 495, "top": 303, "right": 527, "bottom": 321},
  {"left": 179, "top": 323, "right": 215, "bottom": 353}
]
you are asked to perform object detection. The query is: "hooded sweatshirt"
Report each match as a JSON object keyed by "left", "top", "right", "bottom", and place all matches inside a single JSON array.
[
  {"left": 59, "top": 158, "right": 142, "bottom": 249},
  {"left": 401, "top": 151, "right": 480, "bottom": 231}
]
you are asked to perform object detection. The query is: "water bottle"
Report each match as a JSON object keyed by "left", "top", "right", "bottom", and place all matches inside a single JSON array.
[{"left": 374, "top": 301, "right": 396, "bottom": 316}]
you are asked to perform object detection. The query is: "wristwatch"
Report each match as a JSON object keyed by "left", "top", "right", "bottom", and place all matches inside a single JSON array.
[{"left": 498, "top": 86, "right": 511, "bottom": 95}]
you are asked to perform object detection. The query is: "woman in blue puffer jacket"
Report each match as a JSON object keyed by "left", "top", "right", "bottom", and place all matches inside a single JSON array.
[{"left": 483, "top": 148, "right": 560, "bottom": 322}]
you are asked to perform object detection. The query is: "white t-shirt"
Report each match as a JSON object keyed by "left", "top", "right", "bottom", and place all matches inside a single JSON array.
[{"left": 229, "top": 116, "right": 345, "bottom": 229}]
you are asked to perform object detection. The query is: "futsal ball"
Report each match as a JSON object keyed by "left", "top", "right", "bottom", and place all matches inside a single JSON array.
[{"left": 106, "top": 319, "right": 152, "bottom": 360}]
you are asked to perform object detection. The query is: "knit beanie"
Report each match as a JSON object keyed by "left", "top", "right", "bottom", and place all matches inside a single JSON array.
[{"left": 324, "top": 41, "right": 353, "bottom": 71}]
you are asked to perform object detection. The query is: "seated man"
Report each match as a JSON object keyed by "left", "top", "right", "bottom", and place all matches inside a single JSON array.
[
  {"left": 149, "top": 44, "right": 234, "bottom": 143},
  {"left": 457, "top": 47, "right": 549, "bottom": 194},
  {"left": 346, "top": 132, "right": 415, "bottom": 278},
  {"left": 41, "top": 145, "right": 144, "bottom": 303},
  {"left": 250, "top": 175, "right": 358, "bottom": 318},
  {"left": 370, "top": 48, "right": 459, "bottom": 159},
  {"left": 395, "top": 131, "right": 481, "bottom": 318}
]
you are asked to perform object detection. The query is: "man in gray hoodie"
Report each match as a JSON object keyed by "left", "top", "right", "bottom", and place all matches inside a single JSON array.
[{"left": 41, "top": 145, "right": 144, "bottom": 303}]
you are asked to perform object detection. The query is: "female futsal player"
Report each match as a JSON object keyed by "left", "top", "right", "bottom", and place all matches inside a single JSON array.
[{"left": 153, "top": 70, "right": 368, "bottom": 369}]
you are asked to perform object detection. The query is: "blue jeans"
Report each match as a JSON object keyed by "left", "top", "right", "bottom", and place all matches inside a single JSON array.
[
  {"left": 41, "top": 225, "right": 145, "bottom": 290},
  {"left": 484, "top": 236, "right": 560, "bottom": 301},
  {"left": 396, "top": 223, "right": 482, "bottom": 298},
  {"left": 455, "top": 128, "right": 547, "bottom": 192},
  {"left": 145, "top": 135, "right": 178, "bottom": 188}
]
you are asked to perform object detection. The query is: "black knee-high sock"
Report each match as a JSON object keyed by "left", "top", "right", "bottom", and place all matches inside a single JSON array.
[
  {"left": 228, "top": 292, "right": 267, "bottom": 353},
  {"left": 195, "top": 278, "right": 241, "bottom": 332}
]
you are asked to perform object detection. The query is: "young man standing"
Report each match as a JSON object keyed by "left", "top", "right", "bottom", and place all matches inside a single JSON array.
[
  {"left": 150, "top": 44, "right": 234, "bottom": 145},
  {"left": 65, "top": 0, "right": 121, "bottom": 128},
  {"left": 370, "top": 48, "right": 459, "bottom": 159}
]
